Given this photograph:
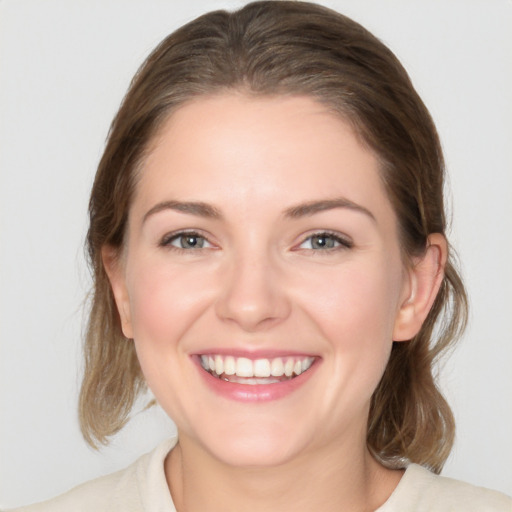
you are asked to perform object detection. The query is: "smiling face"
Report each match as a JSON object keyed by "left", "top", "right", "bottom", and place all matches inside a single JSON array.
[{"left": 105, "top": 94, "right": 433, "bottom": 468}]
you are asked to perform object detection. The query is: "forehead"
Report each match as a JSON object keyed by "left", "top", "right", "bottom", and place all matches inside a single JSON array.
[{"left": 132, "top": 93, "right": 394, "bottom": 225}]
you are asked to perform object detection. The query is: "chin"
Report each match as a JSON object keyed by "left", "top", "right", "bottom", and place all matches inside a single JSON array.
[
  {"left": 208, "top": 438, "right": 300, "bottom": 468},
  {"left": 188, "top": 418, "right": 309, "bottom": 468}
]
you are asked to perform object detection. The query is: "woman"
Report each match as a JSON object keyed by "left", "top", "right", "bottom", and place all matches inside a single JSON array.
[{"left": 7, "top": 1, "right": 511, "bottom": 511}]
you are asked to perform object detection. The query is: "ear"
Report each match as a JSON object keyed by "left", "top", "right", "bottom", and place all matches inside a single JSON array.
[
  {"left": 102, "top": 245, "right": 134, "bottom": 339},
  {"left": 393, "top": 233, "right": 447, "bottom": 342}
]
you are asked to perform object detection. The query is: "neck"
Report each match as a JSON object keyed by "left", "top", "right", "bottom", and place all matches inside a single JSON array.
[{"left": 165, "top": 430, "right": 403, "bottom": 512}]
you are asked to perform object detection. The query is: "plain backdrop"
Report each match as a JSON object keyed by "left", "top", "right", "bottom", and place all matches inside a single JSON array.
[{"left": 1, "top": 0, "right": 511, "bottom": 508}]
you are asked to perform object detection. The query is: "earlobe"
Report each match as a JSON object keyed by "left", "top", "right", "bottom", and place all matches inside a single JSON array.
[
  {"left": 102, "top": 245, "right": 134, "bottom": 339},
  {"left": 393, "top": 233, "right": 447, "bottom": 342}
]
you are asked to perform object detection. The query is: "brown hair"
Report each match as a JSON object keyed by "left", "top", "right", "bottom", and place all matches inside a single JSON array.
[{"left": 80, "top": 0, "right": 467, "bottom": 473}]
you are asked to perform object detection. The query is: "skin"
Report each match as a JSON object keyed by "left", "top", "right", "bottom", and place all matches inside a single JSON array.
[{"left": 104, "top": 94, "right": 446, "bottom": 512}]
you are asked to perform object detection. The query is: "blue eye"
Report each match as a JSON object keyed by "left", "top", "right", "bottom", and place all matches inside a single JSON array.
[
  {"left": 299, "top": 232, "right": 352, "bottom": 250},
  {"left": 161, "top": 232, "right": 212, "bottom": 250}
]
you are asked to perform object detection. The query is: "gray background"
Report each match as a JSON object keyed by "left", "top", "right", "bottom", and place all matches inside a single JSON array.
[{"left": 1, "top": 0, "right": 511, "bottom": 508}]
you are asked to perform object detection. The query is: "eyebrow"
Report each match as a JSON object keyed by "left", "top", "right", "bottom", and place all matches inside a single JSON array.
[
  {"left": 143, "top": 197, "right": 375, "bottom": 223},
  {"left": 284, "top": 198, "right": 376, "bottom": 222},
  {"left": 143, "top": 200, "right": 223, "bottom": 223}
]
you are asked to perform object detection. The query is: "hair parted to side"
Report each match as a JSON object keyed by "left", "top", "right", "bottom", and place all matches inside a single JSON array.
[{"left": 80, "top": 1, "right": 467, "bottom": 472}]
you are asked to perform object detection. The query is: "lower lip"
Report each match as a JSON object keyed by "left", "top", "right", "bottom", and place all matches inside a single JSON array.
[{"left": 195, "top": 359, "right": 318, "bottom": 402}]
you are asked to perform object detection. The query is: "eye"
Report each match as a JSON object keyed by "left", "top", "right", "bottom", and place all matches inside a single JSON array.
[
  {"left": 298, "top": 232, "right": 352, "bottom": 250},
  {"left": 160, "top": 231, "right": 213, "bottom": 250}
]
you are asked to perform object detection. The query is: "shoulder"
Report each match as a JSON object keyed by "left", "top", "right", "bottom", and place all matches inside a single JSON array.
[
  {"left": 378, "top": 464, "right": 512, "bottom": 512},
  {"left": 8, "top": 464, "right": 141, "bottom": 512},
  {"left": 6, "top": 438, "right": 177, "bottom": 512}
]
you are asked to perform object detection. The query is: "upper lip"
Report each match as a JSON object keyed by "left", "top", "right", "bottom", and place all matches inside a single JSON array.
[{"left": 192, "top": 348, "right": 319, "bottom": 359}]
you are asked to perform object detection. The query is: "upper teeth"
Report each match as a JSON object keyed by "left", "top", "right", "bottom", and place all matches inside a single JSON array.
[{"left": 200, "top": 355, "right": 314, "bottom": 378}]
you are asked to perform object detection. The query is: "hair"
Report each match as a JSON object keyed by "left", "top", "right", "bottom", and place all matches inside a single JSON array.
[{"left": 80, "top": 0, "right": 467, "bottom": 473}]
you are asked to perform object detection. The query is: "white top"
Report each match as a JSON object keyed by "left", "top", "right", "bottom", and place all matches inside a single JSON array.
[{"left": 8, "top": 438, "right": 512, "bottom": 512}]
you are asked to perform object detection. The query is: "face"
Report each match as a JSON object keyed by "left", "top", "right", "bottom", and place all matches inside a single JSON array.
[{"left": 106, "top": 94, "right": 424, "bottom": 468}]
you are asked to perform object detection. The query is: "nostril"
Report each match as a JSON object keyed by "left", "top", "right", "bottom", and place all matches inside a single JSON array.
[
  {"left": 214, "top": 270, "right": 291, "bottom": 331},
  {"left": 216, "top": 254, "right": 290, "bottom": 332}
]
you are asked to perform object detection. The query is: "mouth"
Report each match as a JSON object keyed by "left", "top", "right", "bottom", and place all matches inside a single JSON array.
[{"left": 199, "top": 354, "right": 316, "bottom": 385}]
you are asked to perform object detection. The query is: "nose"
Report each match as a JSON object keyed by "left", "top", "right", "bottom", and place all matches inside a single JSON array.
[{"left": 214, "top": 249, "right": 291, "bottom": 332}]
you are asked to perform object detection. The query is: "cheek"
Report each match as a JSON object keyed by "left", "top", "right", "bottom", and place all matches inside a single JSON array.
[
  {"left": 126, "top": 259, "right": 213, "bottom": 352},
  {"left": 303, "top": 260, "right": 402, "bottom": 338},
  {"left": 125, "top": 261, "right": 215, "bottom": 407},
  {"left": 298, "top": 258, "right": 404, "bottom": 392}
]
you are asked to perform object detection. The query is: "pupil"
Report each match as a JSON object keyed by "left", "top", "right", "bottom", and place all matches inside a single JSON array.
[
  {"left": 183, "top": 235, "right": 199, "bottom": 248},
  {"left": 313, "top": 235, "right": 333, "bottom": 249}
]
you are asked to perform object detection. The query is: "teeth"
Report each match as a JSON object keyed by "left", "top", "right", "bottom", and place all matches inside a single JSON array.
[
  {"left": 229, "top": 376, "right": 282, "bottom": 385},
  {"left": 284, "top": 358, "right": 294, "bottom": 377},
  {"left": 302, "top": 357, "right": 313, "bottom": 371},
  {"left": 254, "top": 359, "right": 271, "bottom": 377},
  {"left": 271, "top": 358, "right": 284, "bottom": 377},
  {"left": 236, "top": 357, "right": 253, "bottom": 377},
  {"left": 199, "top": 354, "right": 315, "bottom": 381},
  {"left": 224, "top": 356, "right": 236, "bottom": 375},
  {"left": 214, "top": 355, "right": 224, "bottom": 375}
]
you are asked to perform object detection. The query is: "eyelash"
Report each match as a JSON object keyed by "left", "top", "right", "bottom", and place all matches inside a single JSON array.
[
  {"left": 297, "top": 231, "right": 353, "bottom": 252},
  {"left": 159, "top": 230, "right": 353, "bottom": 253},
  {"left": 159, "top": 230, "right": 213, "bottom": 251}
]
